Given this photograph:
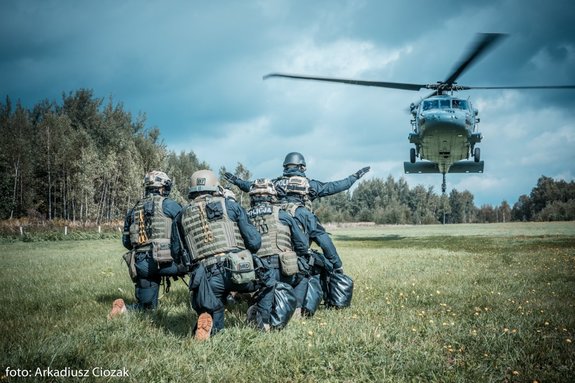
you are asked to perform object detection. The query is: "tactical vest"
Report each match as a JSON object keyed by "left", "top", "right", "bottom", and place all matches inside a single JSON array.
[
  {"left": 281, "top": 202, "right": 300, "bottom": 219},
  {"left": 274, "top": 176, "right": 313, "bottom": 211},
  {"left": 247, "top": 203, "right": 293, "bottom": 257},
  {"left": 129, "top": 195, "right": 172, "bottom": 251},
  {"left": 181, "top": 195, "right": 245, "bottom": 261}
]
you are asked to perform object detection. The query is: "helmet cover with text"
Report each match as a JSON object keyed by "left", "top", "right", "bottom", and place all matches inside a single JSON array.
[{"left": 189, "top": 169, "right": 220, "bottom": 196}]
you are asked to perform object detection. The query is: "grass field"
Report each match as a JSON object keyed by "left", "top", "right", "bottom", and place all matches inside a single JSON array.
[{"left": 0, "top": 222, "right": 573, "bottom": 382}]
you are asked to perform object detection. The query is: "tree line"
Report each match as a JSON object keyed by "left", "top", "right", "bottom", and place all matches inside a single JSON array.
[
  {"left": 0, "top": 90, "right": 208, "bottom": 223},
  {"left": 312, "top": 175, "right": 574, "bottom": 224},
  {"left": 1, "top": 90, "right": 573, "bottom": 224}
]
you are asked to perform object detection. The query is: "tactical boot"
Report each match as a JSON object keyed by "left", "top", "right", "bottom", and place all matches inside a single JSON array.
[
  {"left": 108, "top": 298, "right": 127, "bottom": 319},
  {"left": 195, "top": 312, "right": 213, "bottom": 341}
]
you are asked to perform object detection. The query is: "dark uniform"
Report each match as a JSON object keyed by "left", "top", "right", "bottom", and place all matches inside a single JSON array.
[
  {"left": 247, "top": 195, "right": 309, "bottom": 314},
  {"left": 178, "top": 174, "right": 269, "bottom": 335},
  {"left": 121, "top": 176, "right": 183, "bottom": 311}
]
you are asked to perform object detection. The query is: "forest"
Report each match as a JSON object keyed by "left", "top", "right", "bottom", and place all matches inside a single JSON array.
[{"left": 1, "top": 89, "right": 574, "bottom": 225}]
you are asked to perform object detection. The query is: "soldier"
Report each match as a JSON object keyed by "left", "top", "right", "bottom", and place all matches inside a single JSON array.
[
  {"left": 109, "top": 171, "right": 184, "bottom": 318},
  {"left": 246, "top": 179, "right": 309, "bottom": 320},
  {"left": 225, "top": 152, "right": 370, "bottom": 272},
  {"left": 177, "top": 170, "right": 271, "bottom": 340},
  {"left": 283, "top": 180, "right": 354, "bottom": 310}
]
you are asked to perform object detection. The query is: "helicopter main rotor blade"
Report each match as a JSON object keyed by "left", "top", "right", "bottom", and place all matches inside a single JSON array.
[
  {"left": 465, "top": 85, "right": 575, "bottom": 90},
  {"left": 443, "top": 33, "right": 507, "bottom": 86},
  {"left": 264, "top": 73, "right": 426, "bottom": 91}
]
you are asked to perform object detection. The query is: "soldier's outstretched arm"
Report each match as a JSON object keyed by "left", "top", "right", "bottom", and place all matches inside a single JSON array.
[
  {"left": 223, "top": 172, "right": 252, "bottom": 192},
  {"left": 309, "top": 166, "right": 370, "bottom": 199}
]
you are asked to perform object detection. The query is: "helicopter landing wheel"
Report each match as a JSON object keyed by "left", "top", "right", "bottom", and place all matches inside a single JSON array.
[
  {"left": 474, "top": 147, "right": 480, "bottom": 162},
  {"left": 410, "top": 148, "right": 416, "bottom": 163}
]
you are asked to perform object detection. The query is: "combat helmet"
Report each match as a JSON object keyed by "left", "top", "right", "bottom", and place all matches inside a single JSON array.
[
  {"left": 189, "top": 169, "right": 221, "bottom": 197},
  {"left": 283, "top": 152, "right": 306, "bottom": 171},
  {"left": 249, "top": 178, "right": 277, "bottom": 206},
  {"left": 143, "top": 171, "right": 172, "bottom": 196}
]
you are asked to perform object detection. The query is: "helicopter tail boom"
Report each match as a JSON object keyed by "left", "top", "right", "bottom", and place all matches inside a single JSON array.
[{"left": 404, "top": 161, "right": 484, "bottom": 174}]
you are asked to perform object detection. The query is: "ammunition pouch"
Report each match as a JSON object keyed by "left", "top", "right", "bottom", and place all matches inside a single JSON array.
[
  {"left": 151, "top": 238, "right": 173, "bottom": 264},
  {"left": 226, "top": 249, "right": 256, "bottom": 284},
  {"left": 122, "top": 250, "right": 137, "bottom": 280},
  {"left": 128, "top": 224, "right": 140, "bottom": 247},
  {"left": 278, "top": 250, "right": 299, "bottom": 276}
]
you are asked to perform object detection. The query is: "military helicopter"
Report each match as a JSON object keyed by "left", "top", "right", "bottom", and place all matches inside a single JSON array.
[{"left": 264, "top": 33, "right": 575, "bottom": 194}]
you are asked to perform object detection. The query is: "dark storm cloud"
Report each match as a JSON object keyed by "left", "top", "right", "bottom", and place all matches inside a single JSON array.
[{"left": 1, "top": 0, "right": 573, "bottom": 206}]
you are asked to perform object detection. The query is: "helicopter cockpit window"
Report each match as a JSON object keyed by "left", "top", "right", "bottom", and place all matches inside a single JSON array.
[
  {"left": 440, "top": 99, "right": 451, "bottom": 109},
  {"left": 451, "top": 99, "right": 469, "bottom": 110},
  {"left": 422, "top": 100, "right": 439, "bottom": 111}
]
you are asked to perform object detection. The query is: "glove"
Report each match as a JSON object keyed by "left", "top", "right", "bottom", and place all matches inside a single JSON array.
[
  {"left": 334, "top": 267, "right": 344, "bottom": 274},
  {"left": 353, "top": 166, "right": 370, "bottom": 179},
  {"left": 224, "top": 172, "right": 239, "bottom": 184}
]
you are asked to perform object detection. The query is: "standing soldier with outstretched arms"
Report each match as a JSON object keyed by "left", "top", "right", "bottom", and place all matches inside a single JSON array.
[{"left": 225, "top": 152, "right": 370, "bottom": 273}]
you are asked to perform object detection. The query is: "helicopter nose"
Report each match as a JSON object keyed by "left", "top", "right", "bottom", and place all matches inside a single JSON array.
[{"left": 420, "top": 111, "right": 467, "bottom": 133}]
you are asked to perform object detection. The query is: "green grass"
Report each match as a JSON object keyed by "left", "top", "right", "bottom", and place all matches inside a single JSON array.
[{"left": 0, "top": 222, "right": 574, "bottom": 382}]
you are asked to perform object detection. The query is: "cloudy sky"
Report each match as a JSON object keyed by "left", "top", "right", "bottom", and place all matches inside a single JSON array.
[{"left": 2, "top": 0, "right": 574, "bottom": 206}]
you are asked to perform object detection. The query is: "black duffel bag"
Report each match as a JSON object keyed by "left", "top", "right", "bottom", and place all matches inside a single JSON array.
[
  {"left": 302, "top": 274, "right": 323, "bottom": 316},
  {"left": 270, "top": 281, "right": 297, "bottom": 329},
  {"left": 325, "top": 272, "right": 353, "bottom": 308}
]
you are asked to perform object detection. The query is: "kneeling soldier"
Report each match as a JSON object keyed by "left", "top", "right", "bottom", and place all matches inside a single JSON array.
[
  {"left": 109, "top": 171, "right": 183, "bottom": 318},
  {"left": 246, "top": 179, "right": 310, "bottom": 322},
  {"left": 178, "top": 170, "right": 272, "bottom": 339}
]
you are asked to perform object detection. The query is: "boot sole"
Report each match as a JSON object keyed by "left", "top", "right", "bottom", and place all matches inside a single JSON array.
[{"left": 195, "top": 313, "right": 213, "bottom": 341}]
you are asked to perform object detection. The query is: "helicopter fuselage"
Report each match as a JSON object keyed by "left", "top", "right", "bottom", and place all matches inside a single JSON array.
[{"left": 407, "top": 94, "right": 482, "bottom": 174}]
